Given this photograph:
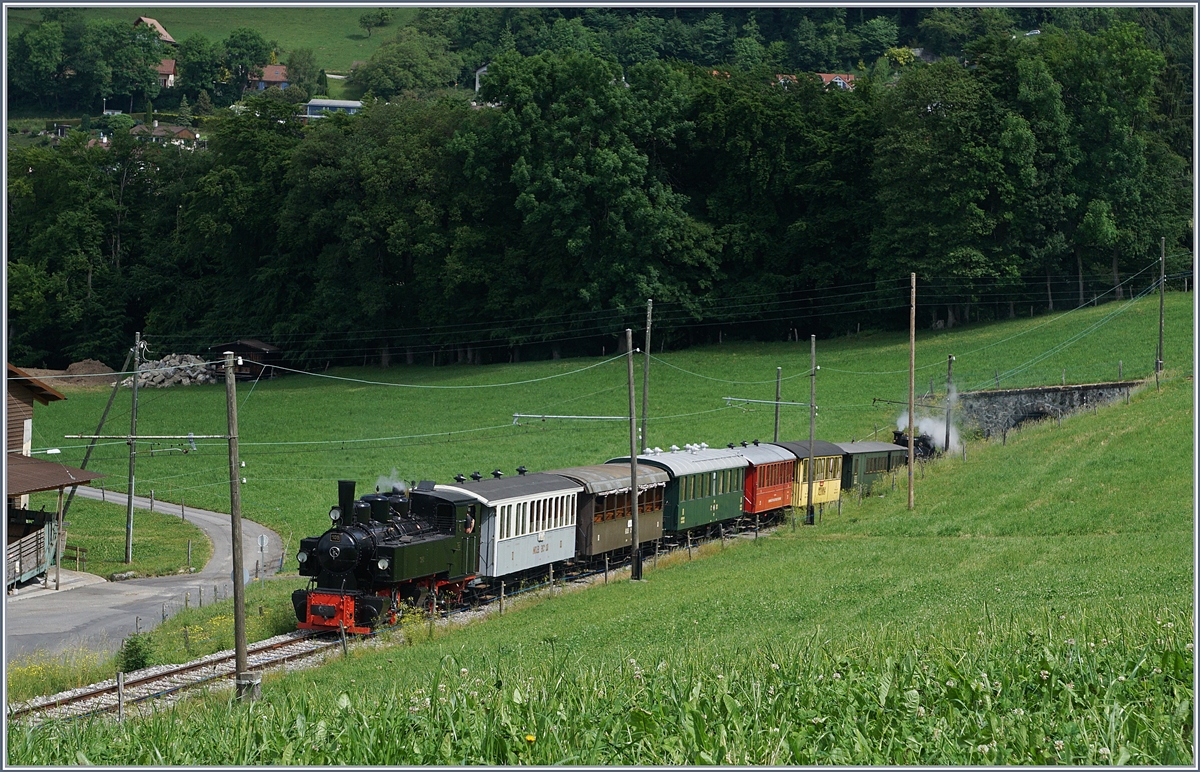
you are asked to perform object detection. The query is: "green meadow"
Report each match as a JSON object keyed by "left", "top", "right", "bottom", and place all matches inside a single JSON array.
[
  {"left": 8, "top": 330, "right": 1193, "bottom": 763},
  {"left": 29, "top": 292, "right": 1192, "bottom": 565},
  {"left": 5, "top": 6, "right": 416, "bottom": 72}
]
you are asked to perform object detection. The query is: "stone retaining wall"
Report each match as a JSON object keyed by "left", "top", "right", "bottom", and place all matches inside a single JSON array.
[{"left": 957, "top": 380, "right": 1143, "bottom": 438}]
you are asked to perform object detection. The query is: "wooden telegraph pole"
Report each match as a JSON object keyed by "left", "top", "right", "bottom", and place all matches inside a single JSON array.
[
  {"left": 641, "top": 299, "right": 652, "bottom": 451},
  {"left": 806, "top": 336, "right": 816, "bottom": 526},
  {"left": 225, "top": 352, "right": 253, "bottom": 699},
  {"left": 944, "top": 355, "right": 954, "bottom": 453},
  {"left": 1158, "top": 236, "right": 1165, "bottom": 376},
  {"left": 626, "top": 329, "right": 642, "bottom": 580},
  {"left": 125, "top": 333, "right": 144, "bottom": 563},
  {"left": 774, "top": 367, "right": 782, "bottom": 443},
  {"left": 908, "top": 274, "right": 916, "bottom": 511}
]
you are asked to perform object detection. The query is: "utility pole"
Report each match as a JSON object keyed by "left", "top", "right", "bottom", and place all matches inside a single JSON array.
[
  {"left": 806, "top": 336, "right": 816, "bottom": 526},
  {"left": 908, "top": 274, "right": 916, "bottom": 511},
  {"left": 774, "top": 367, "right": 782, "bottom": 443},
  {"left": 944, "top": 355, "right": 954, "bottom": 453},
  {"left": 641, "top": 299, "right": 652, "bottom": 451},
  {"left": 1158, "top": 236, "right": 1165, "bottom": 375},
  {"left": 225, "top": 352, "right": 252, "bottom": 699},
  {"left": 125, "top": 333, "right": 144, "bottom": 564},
  {"left": 63, "top": 348, "right": 133, "bottom": 522},
  {"left": 626, "top": 329, "right": 641, "bottom": 580}
]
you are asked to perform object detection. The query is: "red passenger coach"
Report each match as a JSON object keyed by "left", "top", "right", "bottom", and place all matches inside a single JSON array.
[{"left": 733, "top": 441, "right": 795, "bottom": 514}]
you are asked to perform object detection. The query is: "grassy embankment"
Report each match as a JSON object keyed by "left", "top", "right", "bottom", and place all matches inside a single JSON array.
[{"left": 7, "top": 366, "right": 1193, "bottom": 763}]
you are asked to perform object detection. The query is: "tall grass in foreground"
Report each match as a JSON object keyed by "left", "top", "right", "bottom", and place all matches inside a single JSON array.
[{"left": 11, "top": 606, "right": 1191, "bottom": 765}]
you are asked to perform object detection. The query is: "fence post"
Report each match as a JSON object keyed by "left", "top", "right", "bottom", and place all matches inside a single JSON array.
[
  {"left": 185, "top": 592, "right": 189, "bottom": 610},
  {"left": 135, "top": 616, "right": 140, "bottom": 634},
  {"left": 499, "top": 581, "right": 505, "bottom": 615},
  {"left": 161, "top": 602, "right": 166, "bottom": 622},
  {"left": 199, "top": 586, "right": 203, "bottom": 608},
  {"left": 150, "top": 490, "right": 154, "bottom": 512},
  {"left": 187, "top": 540, "right": 192, "bottom": 570},
  {"left": 181, "top": 497, "right": 186, "bottom": 523},
  {"left": 117, "top": 672, "right": 125, "bottom": 722}
]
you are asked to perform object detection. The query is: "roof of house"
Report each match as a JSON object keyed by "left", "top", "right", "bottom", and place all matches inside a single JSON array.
[
  {"left": 208, "top": 339, "right": 281, "bottom": 353},
  {"left": 255, "top": 64, "right": 289, "bottom": 83},
  {"left": 306, "top": 99, "right": 363, "bottom": 109},
  {"left": 157, "top": 59, "right": 176, "bottom": 76},
  {"left": 7, "top": 364, "right": 66, "bottom": 405},
  {"left": 7, "top": 452, "right": 105, "bottom": 496},
  {"left": 134, "top": 16, "right": 175, "bottom": 45},
  {"left": 131, "top": 123, "right": 196, "bottom": 139},
  {"left": 815, "top": 72, "right": 856, "bottom": 87}
]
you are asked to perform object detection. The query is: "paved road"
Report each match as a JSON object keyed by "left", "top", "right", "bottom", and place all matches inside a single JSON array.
[{"left": 4, "top": 487, "right": 284, "bottom": 661}]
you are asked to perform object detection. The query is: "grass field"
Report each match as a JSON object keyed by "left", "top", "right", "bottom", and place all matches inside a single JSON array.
[
  {"left": 27, "top": 292, "right": 1193, "bottom": 565},
  {"left": 23, "top": 492, "right": 211, "bottom": 581},
  {"left": 7, "top": 360, "right": 1193, "bottom": 763},
  {"left": 5, "top": 6, "right": 416, "bottom": 72}
]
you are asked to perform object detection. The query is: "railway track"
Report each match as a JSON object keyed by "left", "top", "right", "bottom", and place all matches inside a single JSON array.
[{"left": 8, "top": 630, "right": 339, "bottom": 726}]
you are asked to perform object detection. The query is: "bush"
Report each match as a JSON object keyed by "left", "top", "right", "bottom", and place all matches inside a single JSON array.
[{"left": 116, "top": 633, "right": 154, "bottom": 672}]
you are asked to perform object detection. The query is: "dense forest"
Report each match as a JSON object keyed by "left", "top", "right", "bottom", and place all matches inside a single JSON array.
[{"left": 6, "top": 7, "right": 1193, "bottom": 369}]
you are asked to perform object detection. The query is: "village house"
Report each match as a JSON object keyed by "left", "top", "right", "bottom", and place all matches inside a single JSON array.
[
  {"left": 250, "top": 64, "right": 289, "bottom": 90},
  {"left": 157, "top": 58, "right": 176, "bottom": 89},
  {"left": 133, "top": 16, "right": 176, "bottom": 45}
]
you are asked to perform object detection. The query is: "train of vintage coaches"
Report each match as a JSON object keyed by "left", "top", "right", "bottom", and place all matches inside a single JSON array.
[{"left": 293, "top": 436, "right": 916, "bottom": 633}]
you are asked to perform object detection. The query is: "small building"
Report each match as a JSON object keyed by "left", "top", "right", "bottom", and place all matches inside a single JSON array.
[
  {"left": 303, "top": 99, "right": 362, "bottom": 119},
  {"left": 208, "top": 339, "right": 283, "bottom": 380},
  {"left": 134, "top": 16, "right": 176, "bottom": 45},
  {"left": 815, "top": 73, "right": 855, "bottom": 90},
  {"left": 6, "top": 364, "right": 105, "bottom": 590},
  {"left": 250, "top": 64, "right": 289, "bottom": 91},
  {"left": 157, "top": 58, "right": 176, "bottom": 89},
  {"left": 131, "top": 121, "right": 200, "bottom": 146}
]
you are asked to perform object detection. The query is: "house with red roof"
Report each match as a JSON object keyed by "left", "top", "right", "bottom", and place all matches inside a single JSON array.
[
  {"left": 157, "top": 59, "right": 176, "bottom": 89},
  {"left": 815, "top": 73, "right": 855, "bottom": 90},
  {"left": 250, "top": 64, "right": 290, "bottom": 91}
]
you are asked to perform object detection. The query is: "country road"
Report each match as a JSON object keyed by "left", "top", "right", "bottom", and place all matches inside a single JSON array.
[{"left": 4, "top": 487, "right": 284, "bottom": 661}]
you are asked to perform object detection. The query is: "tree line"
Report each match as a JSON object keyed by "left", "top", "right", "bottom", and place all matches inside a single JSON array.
[
  {"left": 8, "top": 9, "right": 326, "bottom": 115},
  {"left": 6, "top": 11, "right": 1192, "bottom": 369}
]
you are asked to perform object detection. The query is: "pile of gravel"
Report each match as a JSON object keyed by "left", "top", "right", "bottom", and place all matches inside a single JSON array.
[{"left": 120, "top": 354, "right": 219, "bottom": 388}]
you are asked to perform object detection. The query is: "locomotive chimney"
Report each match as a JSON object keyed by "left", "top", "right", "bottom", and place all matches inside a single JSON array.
[{"left": 338, "top": 480, "right": 356, "bottom": 521}]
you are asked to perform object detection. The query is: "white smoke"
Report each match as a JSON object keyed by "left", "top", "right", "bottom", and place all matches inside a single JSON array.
[
  {"left": 376, "top": 468, "right": 408, "bottom": 495},
  {"left": 896, "top": 410, "right": 962, "bottom": 453}
]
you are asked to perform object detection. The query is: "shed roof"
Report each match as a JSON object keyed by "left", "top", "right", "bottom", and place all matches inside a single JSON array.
[
  {"left": 208, "top": 339, "right": 281, "bottom": 353},
  {"left": 608, "top": 447, "right": 749, "bottom": 478},
  {"left": 435, "top": 473, "right": 581, "bottom": 505},
  {"left": 835, "top": 441, "right": 908, "bottom": 455},
  {"left": 767, "top": 440, "right": 846, "bottom": 459},
  {"left": 7, "top": 364, "right": 66, "bottom": 405},
  {"left": 6, "top": 453, "right": 105, "bottom": 496},
  {"left": 157, "top": 59, "right": 176, "bottom": 76},
  {"left": 541, "top": 464, "right": 669, "bottom": 494},
  {"left": 730, "top": 443, "right": 795, "bottom": 465}
]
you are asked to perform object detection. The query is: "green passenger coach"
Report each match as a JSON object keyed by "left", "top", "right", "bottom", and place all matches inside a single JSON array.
[
  {"left": 835, "top": 441, "right": 908, "bottom": 493},
  {"left": 608, "top": 447, "right": 749, "bottom": 532}
]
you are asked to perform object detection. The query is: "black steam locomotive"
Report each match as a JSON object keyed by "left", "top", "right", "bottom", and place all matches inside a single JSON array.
[{"left": 292, "top": 479, "right": 479, "bottom": 633}]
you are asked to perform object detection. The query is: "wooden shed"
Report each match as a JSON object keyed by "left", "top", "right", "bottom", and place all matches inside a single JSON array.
[
  {"left": 208, "top": 339, "right": 282, "bottom": 380},
  {"left": 6, "top": 365, "right": 105, "bottom": 589}
]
